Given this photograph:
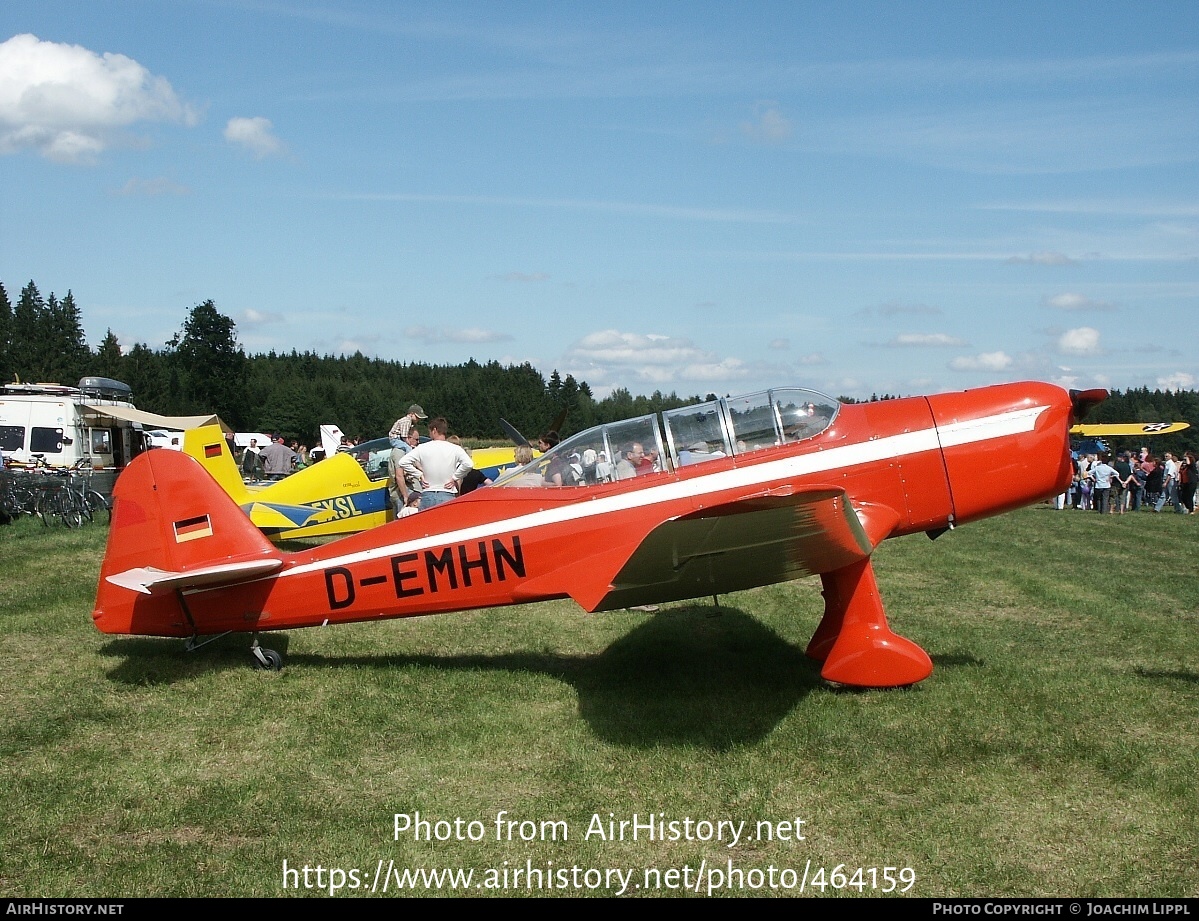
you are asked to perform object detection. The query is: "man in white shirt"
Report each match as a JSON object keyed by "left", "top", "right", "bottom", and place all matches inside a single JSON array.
[
  {"left": 398, "top": 417, "right": 473, "bottom": 510},
  {"left": 1156, "top": 452, "right": 1180, "bottom": 513}
]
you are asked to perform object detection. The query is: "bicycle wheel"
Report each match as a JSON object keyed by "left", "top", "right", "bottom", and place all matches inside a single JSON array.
[
  {"left": 35, "top": 487, "right": 56, "bottom": 526},
  {"left": 62, "top": 501, "right": 85, "bottom": 528},
  {"left": 1, "top": 487, "right": 22, "bottom": 518},
  {"left": 84, "top": 489, "right": 111, "bottom": 525}
]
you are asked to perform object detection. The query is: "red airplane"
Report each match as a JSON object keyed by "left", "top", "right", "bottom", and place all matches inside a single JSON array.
[{"left": 92, "top": 381, "right": 1102, "bottom": 687}]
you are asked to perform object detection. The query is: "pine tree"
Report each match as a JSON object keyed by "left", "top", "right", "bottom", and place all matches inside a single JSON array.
[
  {"left": 122, "top": 343, "right": 169, "bottom": 410},
  {"left": 168, "top": 300, "right": 247, "bottom": 427},
  {"left": 0, "top": 281, "right": 11, "bottom": 384},
  {"left": 39, "top": 290, "right": 90, "bottom": 383},
  {"left": 11, "top": 281, "right": 46, "bottom": 382},
  {"left": 94, "top": 330, "right": 124, "bottom": 380}
]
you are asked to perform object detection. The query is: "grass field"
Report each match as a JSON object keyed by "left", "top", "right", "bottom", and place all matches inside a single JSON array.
[{"left": 1, "top": 505, "right": 1196, "bottom": 898}]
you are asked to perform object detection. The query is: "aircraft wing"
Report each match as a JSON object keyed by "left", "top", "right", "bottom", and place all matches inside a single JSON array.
[
  {"left": 583, "top": 486, "right": 901, "bottom": 612},
  {"left": 1070, "top": 422, "right": 1189, "bottom": 436}
]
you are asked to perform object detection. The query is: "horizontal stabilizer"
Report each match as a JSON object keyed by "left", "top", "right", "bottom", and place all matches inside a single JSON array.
[
  {"left": 242, "top": 501, "right": 332, "bottom": 531},
  {"left": 107, "top": 559, "right": 283, "bottom": 595}
]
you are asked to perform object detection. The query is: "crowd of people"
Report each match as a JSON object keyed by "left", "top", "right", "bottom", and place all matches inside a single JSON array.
[
  {"left": 1057, "top": 448, "right": 1197, "bottom": 515},
  {"left": 234, "top": 404, "right": 494, "bottom": 518},
  {"left": 238, "top": 434, "right": 313, "bottom": 481}
]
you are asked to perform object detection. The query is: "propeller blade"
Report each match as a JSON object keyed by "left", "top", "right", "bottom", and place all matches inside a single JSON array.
[
  {"left": 1068, "top": 388, "right": 1107, "bottom": 424},
  {"left": 499, "top": 418, "right": 533, "bottom": 448}
]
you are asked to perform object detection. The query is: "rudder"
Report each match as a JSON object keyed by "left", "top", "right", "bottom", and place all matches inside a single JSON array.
[{"left": 93, "top": 450, "right": 281, "bottom": 636}]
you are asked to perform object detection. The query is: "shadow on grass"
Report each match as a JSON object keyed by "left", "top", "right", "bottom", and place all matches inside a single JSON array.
[
  {"left": 929, "top": 651, "right": 985, "bottom": 670},
  {"left": 98, "top": 633, "right": 292, "bottom": 685},
  {"left": 1134, "top": 665, "right": 1199, "bottom": 685},
  {"left": 100, "top": 607, "right": 828, "bottom": 748}
]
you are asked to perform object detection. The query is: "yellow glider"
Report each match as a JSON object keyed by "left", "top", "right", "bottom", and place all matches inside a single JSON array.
[
  {"left": 182, "top": 426, "right": 392, "bottom": 540},
  {"left": 1069, "top": 422, "right": 1190, "bottom": 437}
]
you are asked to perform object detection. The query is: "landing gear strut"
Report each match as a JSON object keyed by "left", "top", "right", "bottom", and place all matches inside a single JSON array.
[
  {"left": 806, "top": 557, "right": 933, "bottom": 688},
  {"left": 250, "top": 636, "right": 283, "bottom": 671},
  {"left": 178, "top": 589, "right": 283, "bottom": 671}
]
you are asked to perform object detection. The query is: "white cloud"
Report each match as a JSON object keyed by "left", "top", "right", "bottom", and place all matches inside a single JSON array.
[
  {"left": 405, "top": 325, "right": 512, "bottom": 344},
  {"left": 1157, "top": 372, "right": 1195, "bottom": 391},
  {"left": 568, "top": 330, "right": 703, "bottom": 366},
  {"left": 336, "top": 338, "right": 380, "bottom": 355},
  {"left": 878, "top": 302, "right": 942, "bottom": 317},
  {"left": 949, "top": 351, "right": 1013, "bottom": 371},
  {"left": 888, "top": 333, "right": 967, "bottom": 347},
  {"left": 1057, "top": 327, "right": 1101, "bottom": 355},
  {"left": 768, "top": 338, "right": 789, "bottom": 350},
  {"left": 224, "top": 116, "right": 284, "bottom": 158},
  {"left": 238, "top": 308, "right": 285, "bottom": 326},
  {"left": 1045, "top": 292, "right": 1115, "bottom": 311},
  {"left": 741, "top": 102, "right": 793, "bottom": 144},
  {"left": 564, "top": 329, "right": 747, "bottom": 388},
  {"left": 115, "top": 176, "right": 190, "bottom": 196},
  {"left": 0, "top": 33, "right": 198, "bottom": 162},
  {"left": 1007, "top": 251, "right": 1075, "bottom": 266},
  {"left": 682, "top": 357, "right": 748, "bottom": 381}
]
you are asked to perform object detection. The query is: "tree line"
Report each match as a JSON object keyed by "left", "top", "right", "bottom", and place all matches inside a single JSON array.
[
  {"left": 0, "top": 280, "right": 698, "bottom": 442},
  {"left": 3, "top": 279, "right": 1195, "bottom": 450}
]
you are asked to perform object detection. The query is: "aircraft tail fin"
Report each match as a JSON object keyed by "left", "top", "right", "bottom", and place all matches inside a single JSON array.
[
  {"left": 93, "top": 450, "right": 282, "bottom": 636},
  {"left": 182, "top": 425, "right": 253, "bottom": 504}
]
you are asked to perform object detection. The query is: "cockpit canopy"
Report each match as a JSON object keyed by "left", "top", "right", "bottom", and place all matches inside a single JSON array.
[{"left": 494, "top": 387, "right": 839, "bottom": 488}]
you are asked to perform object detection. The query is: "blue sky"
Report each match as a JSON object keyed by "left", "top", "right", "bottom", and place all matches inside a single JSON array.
[{"left": 1, "top": 1, "right": 1196, "bottom": 400}]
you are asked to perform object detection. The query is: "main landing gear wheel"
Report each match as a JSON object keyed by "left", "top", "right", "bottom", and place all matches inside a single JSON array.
[{"left": 251, "top": 646, "right": 283, "bottom": 671}]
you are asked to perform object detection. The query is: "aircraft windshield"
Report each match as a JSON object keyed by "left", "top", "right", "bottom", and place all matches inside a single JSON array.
[{"left": 493, "top": 387, "right": 839, "bottom": 489}]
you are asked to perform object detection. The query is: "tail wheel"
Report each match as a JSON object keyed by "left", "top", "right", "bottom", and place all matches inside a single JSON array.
[{"left": 251, "top": 647, "right": 283, "bottom": 671}]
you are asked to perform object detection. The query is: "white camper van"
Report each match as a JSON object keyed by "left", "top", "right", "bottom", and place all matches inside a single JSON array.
[{"left": 0, "top": 378, "right": 141, "bottom": 470}]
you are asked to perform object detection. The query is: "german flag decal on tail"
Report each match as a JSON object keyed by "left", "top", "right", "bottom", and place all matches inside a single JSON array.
[
  {"left": 204, "top": 442, "right": 222, "bottom": 458},
  {"left": 173, "top": 514, "right": 213, "bottom": 543}
]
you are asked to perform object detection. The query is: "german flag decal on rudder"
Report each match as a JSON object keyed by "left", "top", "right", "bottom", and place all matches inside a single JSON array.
[
  {"left": 204, "top": 443, "right": 222, "bottom": 458},
  {"left": 173, "top": 514, "right": 213, "bottom": 543}
]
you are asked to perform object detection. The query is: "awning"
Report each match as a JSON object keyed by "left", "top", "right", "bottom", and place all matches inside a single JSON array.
[{"left": 81, "top": 403, "right": 233, "bottom": 434}]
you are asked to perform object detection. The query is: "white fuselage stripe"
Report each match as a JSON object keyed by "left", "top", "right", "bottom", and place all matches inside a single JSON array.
[{"left": 279, "top": 405, "right": 1048, "bottom": 579}]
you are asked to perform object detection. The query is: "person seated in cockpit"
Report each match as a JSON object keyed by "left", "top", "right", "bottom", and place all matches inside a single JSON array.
[
  {"left": 677, "top": 440, "right": 726, "bottom": 466},
  {"left": 505, "top": 445, "right": 545, "bottom": 487},
  {"left": 616, "top": 442, "right": 652, "bottom": 479}
]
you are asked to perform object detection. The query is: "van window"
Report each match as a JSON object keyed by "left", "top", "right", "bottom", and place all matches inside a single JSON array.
[
  {"left": 30, "top": 427, "right": 65, "bottom": 454},
  {"left": 90, "top": 428, "right": 113, "bottom": 454},
  {"left": 0, "top": 425, "right": 23, "bottom": 452}
]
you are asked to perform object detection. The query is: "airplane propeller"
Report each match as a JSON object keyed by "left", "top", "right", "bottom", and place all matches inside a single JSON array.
[
  {"left": 499, "top": 408, "right": 569, "bottom": 449},
  {"left": 1068, "top": 388, "right": 1107, "bottom": 425},
  {"left": 499, "top": 418, "right": 534, "bottom": 448}
]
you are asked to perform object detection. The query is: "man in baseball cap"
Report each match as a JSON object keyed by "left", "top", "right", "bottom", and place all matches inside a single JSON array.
[{"left": 389, "top": 404, "right": 428, "bottom": 449}]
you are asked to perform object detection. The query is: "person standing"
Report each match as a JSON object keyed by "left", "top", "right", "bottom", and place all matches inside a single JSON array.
[
  {"left": 1178, "top": 451, "right": 1197, "bottom": 514},
  {"left": 398, "top": 417, "right": 473, "bottom": 510},
  {"left": 240, "top": 437, "right": 262, "bottom": 480},
  {"left": 259, "top": 434, "right": 297, "bottom": 481},
  {"left": 1113, "top": 451, "right": 1134, "bottom": 514},
  {"left": 1155, "top": 453, "right": 1179, "bottom": 513},
  {"left": 1089, "top": 453, "right": 1118, "bottom": 515},
  {"left": 389, "top": 404, "right": 428, "bottom": 449}
]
